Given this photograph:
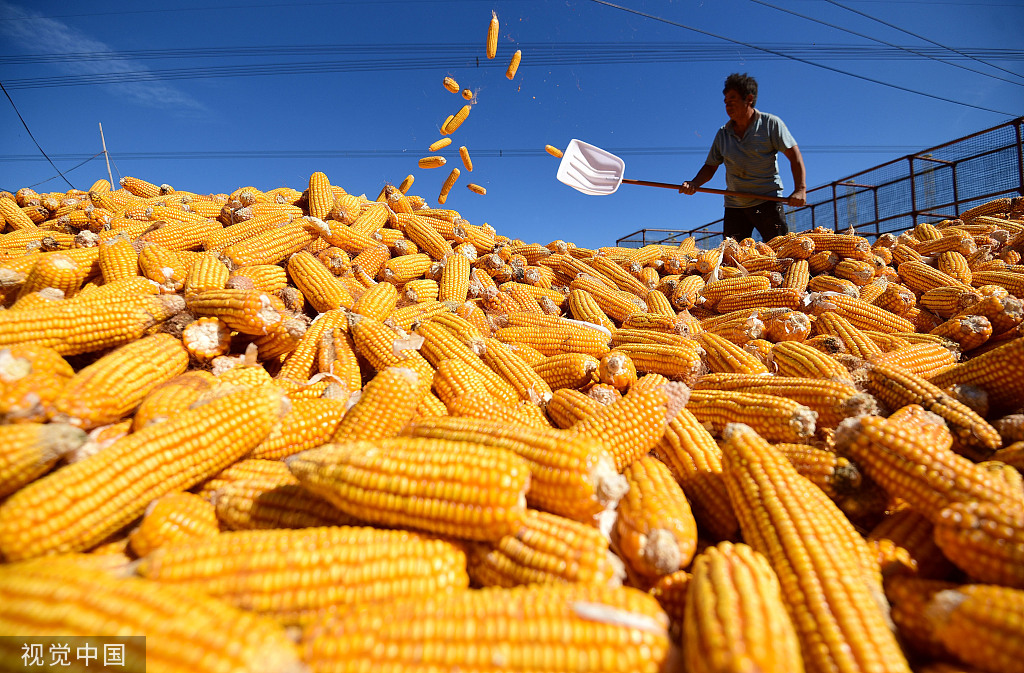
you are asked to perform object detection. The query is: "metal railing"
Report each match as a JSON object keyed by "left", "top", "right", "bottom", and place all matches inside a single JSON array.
[{"left": 617, "top": 116, "right": 1024, "bottom": 248}]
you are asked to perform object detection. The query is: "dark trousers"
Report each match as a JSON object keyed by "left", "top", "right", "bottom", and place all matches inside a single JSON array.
[{"left": 723, "top": 202, "right": 789, "bottom": 242}]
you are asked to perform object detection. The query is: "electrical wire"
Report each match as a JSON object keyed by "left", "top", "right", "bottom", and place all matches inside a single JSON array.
[
  {"left": 585, "top": 0, "right": 1016, "bottom": 116},
  {"left": 824, "top": 0, "right": 1024, "bottom": 83},
  {"left": 749, "top": 0, "right": 1023, "bottom": 87},
  {"left": 25, "top": 152, "right": 104, "bottom": 189},
  {"left": 2, "top": 42, "right": 1019, "bottom": 65},
  {"left": 0, "top": 79, "right": 75, "bottom": 189}
]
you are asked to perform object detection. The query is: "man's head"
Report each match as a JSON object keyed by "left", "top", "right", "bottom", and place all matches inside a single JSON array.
[{"left": 723, "top": 73, "right": 757, "bottom": 123}]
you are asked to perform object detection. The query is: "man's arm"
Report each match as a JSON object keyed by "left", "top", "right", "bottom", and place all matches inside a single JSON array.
[
  {"left": 782, "top": 145, "right": 807, "bottom": 207},
  {"left": 679, "top": 164, "right": 718, "bottom": 195}
]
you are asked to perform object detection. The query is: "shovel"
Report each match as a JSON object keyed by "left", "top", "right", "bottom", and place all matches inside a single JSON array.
[{"left": 555, "top": 138, "right": 788, "bottom": 202}]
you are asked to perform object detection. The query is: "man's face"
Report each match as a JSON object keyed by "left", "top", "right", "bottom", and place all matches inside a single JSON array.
[{"left": 724, "top": 89, "right": 754, "bottom": 122}]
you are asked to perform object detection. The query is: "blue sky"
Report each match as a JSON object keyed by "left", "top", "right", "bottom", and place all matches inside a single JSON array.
[{"left": 1, "top": 0, "right": 1022, "bottom": 249}]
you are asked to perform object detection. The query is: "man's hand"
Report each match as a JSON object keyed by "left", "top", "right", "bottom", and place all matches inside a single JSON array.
[
  {"left": 787, "top": 189, "right": 807, "bottom": 207},
  {"left": 679, "top": 181, "right": 697, "bottom": 195}
]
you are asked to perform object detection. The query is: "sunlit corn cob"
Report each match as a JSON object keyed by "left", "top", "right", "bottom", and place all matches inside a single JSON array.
[
  {"left": 221, "top": 216, "right": 318, "bottom": 267},
  {"left": 476, "top": 336, "right": 554, "bottom": 404},
  {"left": 545, "top": 144, "right": 564, "bottom": 158},
  {"left": 929, "top": 313, "right": 992, "bottom": 351},
  {"left": 720, "top": 423, "right": 910, "bottom": 673},
  {"left": 835, "top": 414, "right": 1018, "bottom": 523},
  {"left": 612, "top": 342, "right": 704, "bottom": 383},
  {"left": 286, "top": 250, "right": 355, "bottom": 311},
  {"left": 864, "top": 361, "right": 1001, "bottom": 451},
  {"left": 567, "top": 287, "right": 618, "bottom": 332},
  {"left": 814, "top": 311, "right": 883, "bottom": 358},
  {"left": 570, "top": 382, "right": 690, "bottom": 471},
  {"left": 127, "top": 491, "right": 219, "bottom": 557},
  {"left": 0, "top": 557, "right": 304, "bottom": 673},
  {"left": 505, "top": 48, "right": 522, "bottom": 78},
  {"left": 287, "top": 438, "right": 530, "bottom": 541},
  {"left": 570, "top": 274, "right": 647, "bottom": 322},
  {"left": 467, "top": 508, "right": 622, "bottom": 587},
  {"left": 17, "top": 252, "right": 86, "bottom": 299},
  {"left": 330, "top": 366, "right": 423, "bottom": 442},
  {"left": 694, "top": 372, "right": 877, "bottom": 429},
  {"left": 688, "top": 389, "right": 817, "bottom": 443},
  {"left": 274, "top": 308, "right": 347, "bottom": 384},
  {"left": 699, "top": 331, "right": 769, "bottom": 375},
  {"left": 867, "top": 341, "right": 958, "bottom": 379},
  {"left": 809, "top": 293, "right": 916, "bottom": 333},
  {"left": 545, "top": 388, "right": 605, "bottom": 428},
  {"left": 928, "top": 336, "right": 1024, "bottom": 415},
  {"left": 486, "top": 9, "right": 499, "bottom": 58},
  {"left": 0, "top": 343, "right": 74, "bottom": 423},
  {"left": 137, "top": 525, "right": 468, "bottom": 625},
  {"left": 0, "top": 422, "right": 86, "bottom": 499},
  {"left": 774, "top": 441, "right": 886, "bottom": 523},
  {"left": 495, "top": 321, "right": 611, "bottom": 358},
  {"left": 0, "top": 291, "right": 183, "bottom": 356},
  {"left": 402, "top": 414, "right": 626, "bottom": 523},
  {"left": 438, "top": 250, "right": 471, "bottom": 301},
  {"left": 769, "top": 340, "right": 854, "bottom": 382},
  {"left": 127, "top": 370, "right": 216, "bottom": 433},
  {"left": 0, "top": 385, "right": 282, "bottom": 560},
  {"left": 300, "top": 583, "right": 673, "bottom": 673},
  {"left": 715, "top": 287, "right": 802, "bottom": 313},
  {"left": 808, "top": 274, "right": 861, "bottom": 297},
  {"left": 684, "top": 541, "right": 804, "bottom": 673},
  {"left": 615, "top": 455, "right": 698, "bottom": 581},
  {"left": 96, "top": 235, "right": 140, "bottom": 284},
  {"left": 763, "top": 309, "right": 812, "bottom": 342},
  {"left": 530, "top": 351, "right": 600, "bottom": 389},
  {"left": 247, "top": 397, "right": 348, "bottom": 460},
  {"left": 49, "top": 333, "right": 189, "bottom": 429}
]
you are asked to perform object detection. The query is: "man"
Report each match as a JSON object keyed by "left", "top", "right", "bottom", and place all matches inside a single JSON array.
[{"left": 680, "top": 73, "right": 807, "bottom": 241}]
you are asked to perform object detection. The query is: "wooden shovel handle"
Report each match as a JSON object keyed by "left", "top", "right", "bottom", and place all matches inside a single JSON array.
[{"left": 621, "top": 178, "right": 789, "bottom": 203}]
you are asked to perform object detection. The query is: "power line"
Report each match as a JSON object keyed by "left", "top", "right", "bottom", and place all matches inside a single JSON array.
[
  {"left": 25, "top": 152, "right": 104, "bottom": 189},
  {"left": 0, "top": 145, "right": 926, "bottom": 163},
  {"left": 584, "top": 0, "right": 1017, "bottom": 116},
  {"left": 824, "top": 0, "right": 1024, "bottom": 83},
  {"left": 0, "top": 79, "right": 75, "bottom": 189},
  {"left": 2, "top": 42, "right": 1020, "bottom": 66},
  {"left": 5, "top": 46, "right": 1023, "bottom": 92},
  {"left": 749, "top": 0, "right": 1023, "bottom": 87}
]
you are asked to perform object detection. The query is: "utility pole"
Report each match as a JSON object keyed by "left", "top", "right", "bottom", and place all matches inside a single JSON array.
[{"left": 99, "top": 122, "right": 114, "bottom": 187}]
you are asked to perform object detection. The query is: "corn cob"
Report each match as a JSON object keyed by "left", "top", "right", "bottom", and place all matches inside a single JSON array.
[
  {"left": 615, "top": 455, "right": 698, "bottom": 580},
  {"left": 567, "top": 287, "right": 618, "bottom": 333},
  {"left": 720, "top": 423, "right": 910, "bottom": 673},
  {"left": 864, "top": 361, "right": 1001, "bottom": 451},
  {"left": 186, "top": 288, "right": 286, "bottom": 335},
  {"left": 530, "top": 351, "right": 600, "bottom": 389},
  {"left": 612, "top": 342, "right": 704, "bottom": 383},
  {"left": 569, "top": 381, "right": 689, "bottom": 471},
  {"left": 0, "top": 385, "right": 282, "bottom": 560},
  {"left": 867, "top": 507, "right": 955, "bottom": 580},
  {"left": 49, "top": 333, "right": 189, "bottom": 429},
  {"left": 137, "top": 525, "right": 468, "bottom": 625},
  {"left": 764, "top": 309, "right": 812, "bottom": 342},
  {"left": 0, "top": 422, "right": 86, "bottom": 499},
  {"left": 808, "top": 274, "right": 861, "bottom": 297},
  {"left": 287, "top": 438, "right": 530, "bottom": 541},
  {"left": 127, "top": 491, "right": 219, "bottom": 557},
  {"left": 835, "top": 414, "right": 1018, "bottom": 524},
  {"left": 495, "top": 321, "right": 611, "bottom": 358},
  {"left": 211, "top": 466, "right": 357, "bottom": 530},
  {"left": 769, "top": 340, "right": 854, "bottom": 383},
  {"left": 928, "top": 337, "right": 1024, "bottom": 415},
  {"left": 688, "top": 389, "right": 817, "bottom": 443},
  {"left": 867, "top": 341, "right": 958, "bottom": 379},
  {"left": 221, "top": 217, "right": 318, "bottom": 267},
  {"left": 694, "top": 372, "right": 876, "bottom": 429},
  {"left": 684, "top": 541, "right": 804, "bottom": 673},
  {"left": 0, "top": 291, "right": 183, "bottom": 355},
  {"left": 814, "top": 311, "right": 884, "bottom": 358},
  {"left": 249, "top": 397, "right": 348, "bottom": 460},
  {"left": 331, "top": 366, "right": 424, "bottom": 442},
  {"left": 0, "top": 343, "right": 74, "bottom": 423},
  {"left": 402, "top": 414, "right": 626, "bottom": 523},
  {"left": 129, "top": 370, "right": 217, "bottom": 432},
  {"left": 276, "top": 308, "right": 348, "bottom": 383},
  {"left": 699, "top": 330, "right": 770, "bottom": 375},
  {"left": 0, "top": 557, "right": 303, "bottom": 673},
  {"left": 301, "top": 583, "right": 672, "bottom": 673},
  {"left": 467, "top": 508, "right": 622, "bottom": 587},
  {"left": 545, "top": 388, "right": 605, "bottom": 428}
]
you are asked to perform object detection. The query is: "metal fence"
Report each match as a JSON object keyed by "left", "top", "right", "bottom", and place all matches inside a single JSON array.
[{"left": 617, "top": 116, "right": 1024, "bottom": 248}]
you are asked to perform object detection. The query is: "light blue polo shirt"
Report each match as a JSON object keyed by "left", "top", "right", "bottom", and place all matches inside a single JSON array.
[{"left": 706, "top": 111, "right": 796, "bottom": 208}]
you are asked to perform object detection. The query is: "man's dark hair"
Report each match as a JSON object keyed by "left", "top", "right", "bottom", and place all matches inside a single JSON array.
[{"left": 724, "top": 73, "right": 758, "bottom": 106}]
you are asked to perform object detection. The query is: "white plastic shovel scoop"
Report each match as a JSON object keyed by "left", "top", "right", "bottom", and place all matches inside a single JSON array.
[{"left": 555, "top": 138, "right": 787, "bottom": 202}]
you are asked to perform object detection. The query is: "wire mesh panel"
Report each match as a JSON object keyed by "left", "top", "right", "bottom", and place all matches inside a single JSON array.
[{"left": 617, "top": 117, "right": 1023, "bottom": 246}]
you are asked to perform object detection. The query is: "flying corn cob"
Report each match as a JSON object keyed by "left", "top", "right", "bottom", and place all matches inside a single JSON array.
[
  {"left": 486, "top": 10, "right": 499, "bottom": 58},
  {"left": 438, "top": 167, "right": 460, "bottom": 205},
  {"left": 506, "top": 49, "right": 522, "bottom": 78}
]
